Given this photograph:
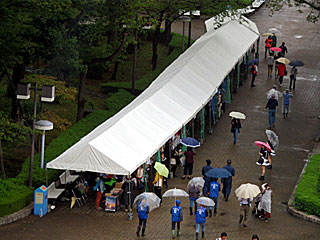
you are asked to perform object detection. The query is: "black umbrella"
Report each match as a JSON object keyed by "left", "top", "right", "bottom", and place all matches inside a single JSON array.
[{"left": 289, "top": 60, "right": 304, "bottom": 67}]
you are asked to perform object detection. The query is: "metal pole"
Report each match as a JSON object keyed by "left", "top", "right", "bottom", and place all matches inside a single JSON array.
[
  {"left": 208, "top": 102, "right": 212, "bottom": 134},
  {"left": 40, "top": 130, "right": 45, "bottom": 169},
  {"left": 182, "top": 22, "right": 185, "bottom": 51},
  {"left": 29, "top": 82, "right": 37, "bottom": 187},
  {"left": 187, "top": 18, "right": 192, "bottom": 47}
]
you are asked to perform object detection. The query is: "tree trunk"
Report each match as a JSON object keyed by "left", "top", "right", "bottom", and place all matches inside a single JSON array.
[
  {"left": 76, "top": 72, "right": 86, "bottom": 122},
  {"left": 10, "top": 64, "right": 25, "bottom": 120},
  {"left": 111, "top": 61, "right": 120, "bottom": 80},
  {"left": 152, "top": 12, "right": 164, "bottom": 71},
  {"left": 0, "top": 139, "right": 5, "bottom": 178},
  {"left": 163, "top": 19, "right": 172, "bottom": 46}
]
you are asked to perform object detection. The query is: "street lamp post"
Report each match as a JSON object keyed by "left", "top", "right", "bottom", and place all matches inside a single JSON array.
[
  {"left": 17, "top": 83, "right": 55, "bottom": 187},
  {"left": 35, "top": 120, "right": 53, "bottom": 169},
  {"left": 179, "top": 16, "right": 191, "bottom": 51}
]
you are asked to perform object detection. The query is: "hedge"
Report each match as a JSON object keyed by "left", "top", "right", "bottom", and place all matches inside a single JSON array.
[
  {"left": 0, "top": 89, "right": 134, "bottom": 217},
  {"left": 101, "top": 32, "right": 194, "bottom": 94},
  {"left": 294, "top": 154, "right": 320, "bottom": 217}
]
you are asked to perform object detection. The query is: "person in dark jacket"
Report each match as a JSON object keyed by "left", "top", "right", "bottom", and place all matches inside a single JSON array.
[
  {"left": 265, "top": 95, "right": 278, "bottom": 128},
  {"left": 195, "top": 204, "right": 208, "bottom": 240},
  {"left": 221, "top": 159, "right": 235, "bottom": 202},
  {"left": 170, "top": 200, "right": 183, "bottom": 239},
  {"left": 231, "top": 118, "right": 241, "bottom": 144},
  {"left": 250, "top": 64, "right": 257, "bottom": 87},
  {"left": 136, "top": 199, "right": 149, "bottom": 237},
  {"left": 182, "top": 147, "right": 195, "bottom": 179},
  {"left": 202, "top": 159, "right": 213, "bottom": 196},
  {"left": 279, "top": 42, "right": 288, "bottom": 56}
]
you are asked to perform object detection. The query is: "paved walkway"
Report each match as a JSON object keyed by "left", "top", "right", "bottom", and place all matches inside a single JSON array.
[{"left": 1, "top": 4, "right": 320, "bottom": 240}]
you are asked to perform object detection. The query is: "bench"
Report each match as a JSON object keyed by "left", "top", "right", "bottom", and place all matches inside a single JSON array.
[
  {"left": 48, "top": 182, "right": 65, "bottom": 199},
  {"left": 59, "top": 170, "right": 79, "bottom": 185}
]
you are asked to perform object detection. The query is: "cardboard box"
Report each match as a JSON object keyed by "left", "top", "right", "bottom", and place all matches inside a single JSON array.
[{"left": 115, "top": 182, "right": 123, "bottom": 189}]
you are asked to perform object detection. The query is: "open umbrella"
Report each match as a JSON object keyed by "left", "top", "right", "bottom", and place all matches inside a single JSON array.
[
  {"left": 133, "top": 192, "right": 161, "bottom": 212},
  {"left": 265, "top": 129, "right": 279, "bottom": 149},
  {"left": 270, "top": 47, "right": 281, "bottom": 52},
  {"left": 154, "top": 162, "right": 169, "bottom": 178},
  {"left": 262, "top": 32, "right": 274, "bottom": 37},
  {"left": 163, "top": 188, "right": 189, "bottom": 197},
  {"left": 247, "top": 58, "right": 259, "bottom": 66},
  {"left": 235, "top": 183, "right": 260, "bottom": 199},
  {"left": 180, "top": 137, "right": 200, "bottom": 148},
  {"left": 205, "top": 168, "right": 232, "bottom": 178},
  {"left": 196, "top": 197, "right": 215, "bottom": 207},
  {"left": 254, "top": 141, "right": 272, "bottom": 152},
  {"left": 289, "top": 60, "right": 304, "bottom": 67},
  {"left": 187, "top": 177, "right": 205, "bottom": 189},
  {"left": 229, "top": 111, "right": 246, "bottom": 120},
  {"left": 276, "top": 57, "right": 290, "bottom": 65}
]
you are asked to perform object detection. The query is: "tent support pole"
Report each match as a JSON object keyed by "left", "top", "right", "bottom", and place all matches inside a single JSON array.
[
  {"left": 143, "top": 164, "right": 148, "bottom": 192},
  {"left": 208, "top": 102, "right": 212, "bottom": 135},
  {"left": 192, "top": 119, "right": 195, "bottom": 138}
]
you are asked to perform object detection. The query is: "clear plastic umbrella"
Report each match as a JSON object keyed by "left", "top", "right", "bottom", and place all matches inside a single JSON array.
[
  {"left": 163, "top": 188, "right": 189, "bottom": 197},
  {"left": 196, "top": 197, "right": 215, "bottom": 207},
  {"left": 235, "top": 183, "right": 260, "bottom": 199},
  {"left": 265, "top": 129, "right": 279, "bottom": 149},
  {"left": 187, "top": 177, "right": 205, "bottom": 189},
  {"left": 229, "top": 111, "right": 246, "bottom": 120},
  {"left": 133, "top": 192, "right": 161, "bottom": 212}
]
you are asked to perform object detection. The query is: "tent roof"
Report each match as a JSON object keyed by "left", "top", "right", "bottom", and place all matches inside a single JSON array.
[{"left": 46, "top": 17, "right": 259, "bottom": 175}]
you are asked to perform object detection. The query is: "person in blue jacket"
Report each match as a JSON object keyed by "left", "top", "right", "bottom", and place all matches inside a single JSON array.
[
  {"left": 196, "top": 203, "right": 208, "bottom": 240},
  {"left": 221, "top": 159, "right": 235, "bottom": 202},
  {"left": 136, "top": 199, "right": 149, "bottom": 237},
  {"left": 170, "top": 200, "right": 183, "bottom": 239},
  {"left": 208, "top": 178, "right": 220, "bottom": 216}
]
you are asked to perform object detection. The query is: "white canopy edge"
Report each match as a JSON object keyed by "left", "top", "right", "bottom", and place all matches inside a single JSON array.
[{"left": 46, "top": 18, "right": 259, "bottom": 175}]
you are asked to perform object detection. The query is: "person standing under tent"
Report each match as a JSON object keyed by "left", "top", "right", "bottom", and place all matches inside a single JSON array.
[
  {"left": 250, "top": 63, "right": 258, "bottom": 87},
  {"left": 181, "top": 147, "right": 195, "bottom": 180},
  {"left": 230, "top": 118, "right": 241, "bottom": 144},
  {"left": 195, "top": 203, "right": 208, "bottom": 240},
  {"left": 153, "top": 170, "right": 163, "bottom": 204},
  {"left": 222, "top": 159, "right": 235, "bottom": 202},
  {"left": 208, "top": 178, "right": 220, "bottom": 216},
  {"left": 170, "top": 200, "right": 183, "bottom": 239},
  {"left": 136, "top": 199, "right": 149, "bottom": 237},
  {"left": 93, "top": 174, "right": 105, "bottom": 210}
]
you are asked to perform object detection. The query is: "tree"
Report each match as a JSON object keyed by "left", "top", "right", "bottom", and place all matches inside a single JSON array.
[
  {"left": 0, "top": 112, "right": 30, "bottom": 178},
  {"left": 267, "top": 0, "right": 320, "bottom": 22}
]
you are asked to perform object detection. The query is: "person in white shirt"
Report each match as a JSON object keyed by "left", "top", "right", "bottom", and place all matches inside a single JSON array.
[
  {"left": 266, "top": 85, "right": 282, "bottom": 100},
  {"left": 216, "top": 232, "right": 227, "bottom": 240},
  {"left": 238, "top": 197, "right": 253, "bottom": 227}
]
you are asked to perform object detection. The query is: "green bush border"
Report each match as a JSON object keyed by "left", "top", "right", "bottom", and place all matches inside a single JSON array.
[
  {"left": 294, "top": 154, "right": 320, "bottom": 217},
  {"left": 0, "top": 90, "right": 134, "bottom": 217}
]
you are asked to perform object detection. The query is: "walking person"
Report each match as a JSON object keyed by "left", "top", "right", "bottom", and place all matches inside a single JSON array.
[
  {"left": 230, "top": 118, "right": 241, "bottom": 144},
  {"left": 208, "top": 178, "right": 220, "bottom": 216},
  {"left": 277, "top": 62, "right": 286, "bottom": 86},
  {"left": 283, "top": 89, "right": 293, "bottom": 118},
  {"left": 238, "top": 197, "right": 253, "bottom": 227},
  {"left": 222, "top": 159, "right": 235, "bottom": 202},
  {"left": 256, "top": 145, "right": 271, "bottom": 180},
  {"left": 289, "top": 66, "right": 298, "bottom": 90},
  {"left": 279, "top": 42, "right": 288, "bottom": 56},
  {"left": 189, "top": 183, "right": 201, "bottom": 215},
  {"left": 153, "top": 170, "right": 163, "bottom": 204},
  {"left": 265, "top": 94, "right": 278, "bottom": 128},
  {"left": 195, "top": 203, "right": 208, "bottom": 240},
  {"left": 170, "top": 200, "right": 183, "bottom": 239},
  {"left": 258, "top": 183, "right": 273, "bottom": 222},
  {"left": 264, "top": 35, "right": 273, "bottom": 58},
  {"left": 266, "top": 85, "right": 281, "bottom": 101},
  {"left": 274, "top": 52, "right": 281, "bottom": 78},
  {"left": 267, "top": 52, "right": 274, "bottom": 78},
  {"left": 202, "top": 159, "right": 213, "bottom": 196},
  {"left": 136, "top": 199, "right": 149, "bottom": 237},
  {"left": 250, "top": 63, "right": 258, "bottom": 87},
  {"left": 216, "top": 232, "right": 228, "bottom": 240},
  {"left": 271, "top": 32, "right": 277, "bottom": 47},
  {"left": 219, "top": 86, "right": 227, "bottom": 114},
  {"left": 181, "top": 147, "right": 195, "bottom": 179}
]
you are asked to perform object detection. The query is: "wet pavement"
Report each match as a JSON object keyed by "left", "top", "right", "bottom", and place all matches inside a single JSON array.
[{"left": 1, "top": 4, "right": 320, "bottom": 240}]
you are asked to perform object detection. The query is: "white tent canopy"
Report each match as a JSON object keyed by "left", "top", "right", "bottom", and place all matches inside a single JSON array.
[{"left": 46, "top": 16, "right": 259, "bottom": 175}]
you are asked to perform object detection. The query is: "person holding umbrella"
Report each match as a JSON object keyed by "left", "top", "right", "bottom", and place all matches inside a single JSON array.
[
  {"left": 265, "top": 35, "right": 273, "bottom": 58},
  {"left": 189, "top": 182, "right": 201, "bottom": 215},
  {"left": 222, "top": 159, "right": 235, "bottom": 202},
  {"left": 208, "top": 178, "right": 220, "bottom": 216},
  {"left": 136, "top": 198, "right": 149, "bottom": 237},
  {"left": 181, "top": 147, "right": 195, "bottom": 180},
  {"left": 238, "top": 197, "right": 253, "bottom": 227},
  {"left": 231, "top": 118, "right": 241, "bottom": 144},
  {"left": 195, "top": 203, "right": 208, "bottom": 240},
  {"left": 277, "top": 62, "right": 286, "bottom": 86},
  {"left": 153, "top": 164, "right": 165, "bottom": 204},
  {"left": 256, "top": 143, "right": 272, "bottom": 180},
  {"left": 170, "top": 200, "right": 183, "bottom": 239},
  {"left": 289, "top": 66, "right": 298, "bottom": 90}
]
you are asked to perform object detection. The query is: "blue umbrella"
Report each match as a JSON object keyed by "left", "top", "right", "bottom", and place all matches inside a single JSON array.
[
  {"left": 289, "top": 60, "right": 304, "bottom": 67},
  {"left": 180, "top": 137, "right": 200, "bottom": 148},
  {"left": 205, "top": 168, "right": 232, "bottom": 178},
  {"left": 247, "top": 58, "right": 259, "bottom": 65}
]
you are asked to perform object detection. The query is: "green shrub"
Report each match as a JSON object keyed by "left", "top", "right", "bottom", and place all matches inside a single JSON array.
[
  {"left": 0, "top": 90, "right": 134, "bottom": 217},
  {"left": 294, "top": 154, "right": 320, "bottom": 217}
]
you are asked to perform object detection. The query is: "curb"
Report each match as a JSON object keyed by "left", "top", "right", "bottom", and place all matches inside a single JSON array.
[
  {"left": 0, "top": 202, "right": 33, "bottom": 226},
  {"left": 287, "top": 143, "right": 320, "bottom": 224}
]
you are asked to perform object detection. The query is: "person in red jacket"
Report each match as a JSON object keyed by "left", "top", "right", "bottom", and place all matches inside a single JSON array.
[
  {"left": 277, "top": 63, "right": 286, "bottom": 85},
  {"left": 250, "top": 64, "right": 257, "bottom": 87},
  {"left": 265, "top": 35, "right": 273, "bottom": 58}
]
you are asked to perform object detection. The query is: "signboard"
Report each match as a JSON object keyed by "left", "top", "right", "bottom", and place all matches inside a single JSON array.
[{"left": 35, "top": 192, "right": 43, "bottom": 204}]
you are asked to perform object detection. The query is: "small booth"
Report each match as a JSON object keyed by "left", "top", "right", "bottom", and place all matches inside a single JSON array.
[
  {"left": 34, "top": 185, "right": 48, "bottom": 217},
  {"left": 105, "top": 182, "right": 123, "bottom": 212}
]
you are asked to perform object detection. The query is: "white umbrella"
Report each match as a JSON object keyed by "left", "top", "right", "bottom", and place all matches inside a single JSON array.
[
  {"left": 133, "top": 192, "right": 161, "bottom": 212},
  {"left": 265, "top": 129, "right": 279, "bottom": 149},
  {"left": 229, "top": 111, "right": 246, "bottom": 120},
  {"left": 235, "top": 183, "right": 260, "bottom": 199},
  {"left": 187, "top": 177, "right": 205, "bottom": 189},
  {"left": 163, "top": 188, "right": 189, "bottom": 197},
  {"left": 276, "top": 57, "right": 290, "bottom": 65},
  {"left": 196, "top": 197, "right": 215, "bottom": 207}
]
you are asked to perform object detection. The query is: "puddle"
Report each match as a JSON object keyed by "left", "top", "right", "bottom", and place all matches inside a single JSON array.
[{"left": 294, "top": 35, "right": 302, "bottom": 38}]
